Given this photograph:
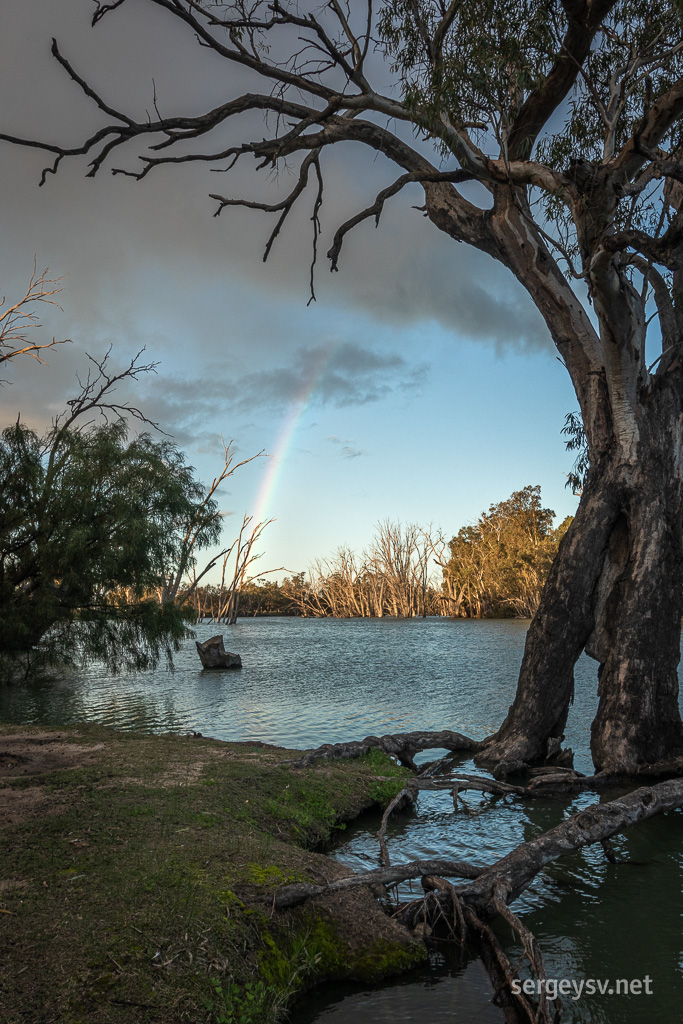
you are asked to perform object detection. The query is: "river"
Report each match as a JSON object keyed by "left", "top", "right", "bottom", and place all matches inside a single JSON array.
[{"left": 1, "top": 617, "right": 681, "bottom": 1024}]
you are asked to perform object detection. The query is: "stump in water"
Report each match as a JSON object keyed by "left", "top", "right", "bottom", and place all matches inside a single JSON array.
[{"left": 195, "top": 635, "right": 242, "bottom": 670}]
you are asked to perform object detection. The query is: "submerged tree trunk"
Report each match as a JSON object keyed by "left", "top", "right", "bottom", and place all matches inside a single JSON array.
[
  {"left": 480, "top": 381, "right": 683, "bottom": 773},
  {"left": 589, "top": 394, "right": 683, "bottom": 770}
]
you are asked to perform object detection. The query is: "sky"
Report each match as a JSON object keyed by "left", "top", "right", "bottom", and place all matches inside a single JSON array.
[{"left": 0, "top": 0, "right": 582, "bottom": 582}]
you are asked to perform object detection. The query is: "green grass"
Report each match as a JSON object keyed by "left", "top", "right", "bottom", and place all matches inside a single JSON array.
[{"left": 0, "top": 725, "right": 424, "bottom": 1024}]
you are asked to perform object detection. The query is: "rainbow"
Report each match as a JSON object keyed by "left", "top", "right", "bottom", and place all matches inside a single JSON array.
[{"left": 251, "top": 344, "right": 334, "bottom": 525}]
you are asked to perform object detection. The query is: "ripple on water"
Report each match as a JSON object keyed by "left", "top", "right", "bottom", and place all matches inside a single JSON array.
[{"left": 2, "top": 616, "right": 683, "bottom": 1024}]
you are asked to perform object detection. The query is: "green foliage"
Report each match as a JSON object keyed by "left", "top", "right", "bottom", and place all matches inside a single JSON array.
[
  {"left": 562, "top": 411, "right": 590, "bottom": 494},
  {"left": 242, "top": 863, "right": 309, "bottom": 887},
  {"left": 378, "top": 0, "right": 557, "bottom": 147},
  {"left": 376, "top": 0, "right": 683, "bottom": 278},
  {"left": 368, "top": 776, "right": 406, "bottom": 803},
  {"left": 0, "top": 416, "right": 218, "bottom": 675},
  {"left": 263, "top": 786, "right": 340, "bottom": 845},
  {"left": 378, "top": 0, "right": 683, "bottom": 161},
  {"left": 537, "top": 2, "right": 683, "bottom": 165},
  {"left": 443, "top": 485, "right": 567, "bottom": 618},
  {"left": 206, "top": 977, "right": 278, "bottom": 1024}
]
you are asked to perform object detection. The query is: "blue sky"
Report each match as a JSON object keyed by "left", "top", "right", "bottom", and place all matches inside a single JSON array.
[{"left": 0, "top": 0, "right": 581, "bottom": 580}]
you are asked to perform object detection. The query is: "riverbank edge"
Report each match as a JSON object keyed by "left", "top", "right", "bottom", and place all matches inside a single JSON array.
[{"left": 0, "top": 723, "right": 427, "bottom": 1024}]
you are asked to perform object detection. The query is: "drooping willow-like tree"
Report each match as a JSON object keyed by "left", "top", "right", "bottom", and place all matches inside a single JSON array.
[{"left": 4, "top": 0, "right": 683, "bottom": 771}]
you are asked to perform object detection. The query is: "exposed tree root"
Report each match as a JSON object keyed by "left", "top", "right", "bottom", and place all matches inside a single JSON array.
[
  {"left": 274, "top": 776, "right": 683, "bottom": 1017},
  {"left": 376, "top": 782, "right": 419, "bottom": 866},
  {"left": 283, "top": 730, "right": 481, "bottom": 769},
  {"left": 281, "top": 732, "right": 683, "bottom": 1017},
  {"left": 271, "top": 858, "right": 484, "bottom": 910}
]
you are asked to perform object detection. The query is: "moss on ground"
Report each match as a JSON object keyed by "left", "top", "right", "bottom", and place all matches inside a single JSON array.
[{"left": 0, "top": 725, "right": 425, "bottom": 1024}]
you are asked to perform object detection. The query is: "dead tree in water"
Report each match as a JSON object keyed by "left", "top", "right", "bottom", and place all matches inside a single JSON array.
[
  {"left": 8, "top": 0, "right": 683, "bottom": 774},
  {"left": 303, "top": 523, "right": 440, "bottom": 617},
  {"left": 158, "top": 439, "right": 266, "bottom": 611},
  {"left": 215, "top": 514, "right": 283, "bottom": 624},
  {"left": 6, "top": 0, "right": 683, "bottom": 1012}
]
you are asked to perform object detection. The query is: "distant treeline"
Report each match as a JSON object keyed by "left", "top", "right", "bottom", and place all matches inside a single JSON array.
[{"left": 185, "top": 487, "right": 571, "bottom": 622}]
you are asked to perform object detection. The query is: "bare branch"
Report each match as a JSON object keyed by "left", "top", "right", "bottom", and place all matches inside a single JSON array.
[
  {"left": 327, "top": 168, "right": 475, "bottom": 271},
  {"left": 54, "top": 346, "right": 165, "bottom": 435},
  {"left": 0, "top": 260, "right": 71, "bottom": 380},
  {"left": 272, "top": 857, "right": 485, "bottom": 910}
]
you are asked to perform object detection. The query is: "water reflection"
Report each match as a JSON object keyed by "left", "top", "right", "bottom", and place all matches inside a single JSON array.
[
  {"left": 1, "top": 617, "right": 681, "bottom": 1023},
  {"left": 293, "top": 958, "right": 503, "bottom": 1024},
  {"left": 0, "top": 619, "right": 563, "bottom": 752}
]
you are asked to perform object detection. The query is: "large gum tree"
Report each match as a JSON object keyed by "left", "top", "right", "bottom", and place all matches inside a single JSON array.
[{"left": 5, "top": 0, "right": 683, "bottom": 773}]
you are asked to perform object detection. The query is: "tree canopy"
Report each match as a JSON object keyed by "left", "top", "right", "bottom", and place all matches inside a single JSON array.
[
  {"left": 0, "top": 415, "right": 216, "bottom": 676},
  {"left": 443, "top": 486, "right": 571, "bottom": 618},
  {"left": 0, "top": 347, "right": 228, "bottom": 677},
  {"left": 5, "top": 0, "right": 683, "bottom": 768}
]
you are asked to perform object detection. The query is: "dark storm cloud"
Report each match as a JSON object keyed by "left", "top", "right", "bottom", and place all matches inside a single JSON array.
[
  {"left": 0, "top": 0, "right": 553, "bottom": 389},
  {"left": 0, "top": 339, "right": 426, "bottom": 450}
]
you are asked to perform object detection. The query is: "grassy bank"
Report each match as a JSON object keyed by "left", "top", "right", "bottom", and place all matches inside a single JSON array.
[{"left": 0, "top": 725, "right": 426, "bottom": 1024}]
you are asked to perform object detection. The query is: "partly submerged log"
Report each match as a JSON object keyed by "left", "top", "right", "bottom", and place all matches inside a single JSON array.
[
  {"left": 271, "top": 769, "right": 683, "bottom": 1023},
  {"left": 195, "top": 635, "right": 242, "bottom": 670}
]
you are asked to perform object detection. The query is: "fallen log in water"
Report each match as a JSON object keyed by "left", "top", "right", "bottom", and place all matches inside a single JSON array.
[
  {"left": 272, "top": 776, "right": 683, "bottom": 1022},
  {"left": 398, "top": 777, "right": 683, "bottom": 920},
  {"left": 271, "top": 858, "right": 485, "bottom": 909}
]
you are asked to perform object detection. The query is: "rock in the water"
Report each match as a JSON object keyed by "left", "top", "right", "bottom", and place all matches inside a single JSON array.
[{"left": 195, "top": 635, "right": 242, "bottom": 670}]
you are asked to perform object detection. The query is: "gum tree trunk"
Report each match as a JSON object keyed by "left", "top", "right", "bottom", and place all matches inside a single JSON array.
[
  {"left": 425, "top": 187, "right": 683, "bottom": 775},
  {"left": 590, "top": 387, "right": 683, "bottom": 770},
  {"left": 479, "top": 378, "right": 683, "bottom": 773},
  {"left": 476, "top": 466, "right": 619, "bottom": 767}
]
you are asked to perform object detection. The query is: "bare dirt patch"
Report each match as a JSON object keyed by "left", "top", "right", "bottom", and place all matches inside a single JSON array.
[
  {"left": 0, "top": 785, "right": 57, "bottom": 825},
  {"left": 0, "top": 730, "right": 106, "bottom": 780},
  {"left": 0, "top": 879, "right": 27, "bottom": 893},
  {"left": 0, "top": 729, "right": 106, "bottom": 825}
]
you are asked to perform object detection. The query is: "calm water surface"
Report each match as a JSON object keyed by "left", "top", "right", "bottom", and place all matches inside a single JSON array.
[{"left": 1, "top": 617, "right": 681, "bottom": 1024}]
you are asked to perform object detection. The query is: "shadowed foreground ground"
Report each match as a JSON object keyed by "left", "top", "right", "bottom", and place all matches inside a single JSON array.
[{"left": 0, "top": 725, "right": 426, "bottom": 1024}]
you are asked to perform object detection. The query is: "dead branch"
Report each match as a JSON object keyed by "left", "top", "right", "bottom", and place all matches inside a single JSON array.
[
  {"left": 162, "top": 438, "right": 267, "bottom": 606},
  {"left": 269, "top": 776, "right": 683, "bottom": 1013},
  {"left": 376, "top": 782, "right": 419, "bottom": 866},
  {"left": 463, "top": 903, "right": 547, "bottom": 1024},
  {"left": 398, "top": 775, "right": 683, "bottom": 932},
  {"left": 0, "top": 260, "right": 71, "bottom": 379},
  {"left": 271, "top": 857, "right": 484, "bottom": 910},
  {"left": 54, "top": 346, "right": 165, "bottom": 434},
  {"left": 283, "top": 729, "right": 481, "bottom": 769}
]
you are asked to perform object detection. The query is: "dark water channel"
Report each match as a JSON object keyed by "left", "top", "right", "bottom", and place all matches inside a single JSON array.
[{"left": 1, "top": 617, "right": 682, "bottom": 1023}]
